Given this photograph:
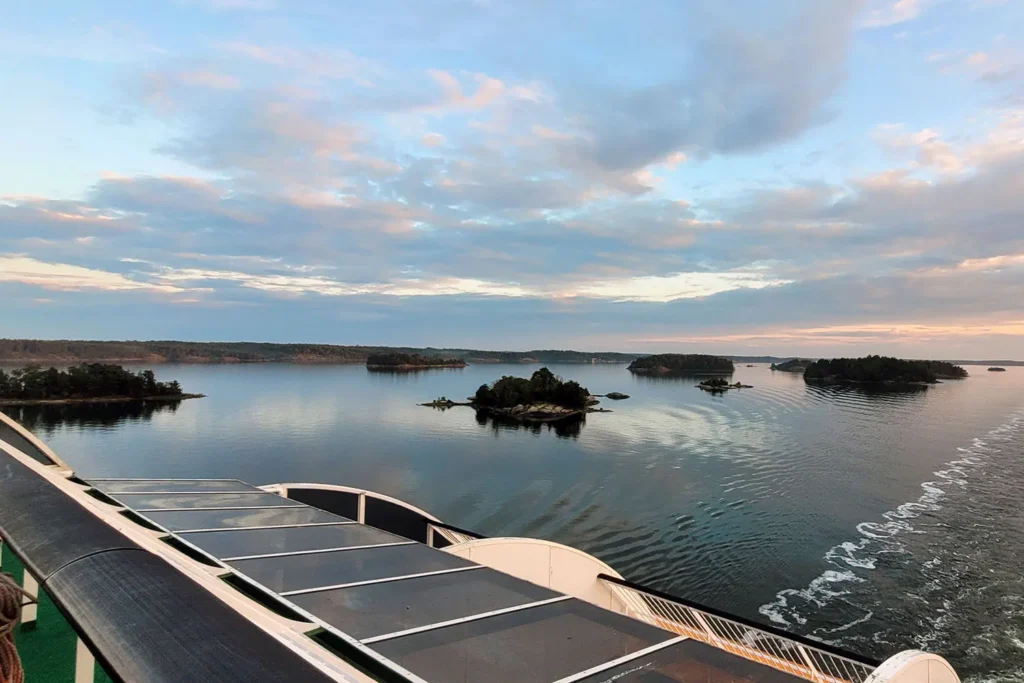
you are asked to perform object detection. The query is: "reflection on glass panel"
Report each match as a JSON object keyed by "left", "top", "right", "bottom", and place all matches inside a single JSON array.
[
  {"left": 373, "top": 599, "right": 672, "bottom": 683},
  {"left": 113, "top": 491, "right": 297, "bottom": 510},
  {"left": 179, "top": 524, "right": 403, "bottom": 559},
  {"left": 90, "top": 479, "right": 260, "bottom": 494},
  {"left": 229, "top": 543, "right": 473, "bottom": 594},
  {"left": 291, "top": 567, "right": 558, "bottom": 640},
  {"left": 144, "top": 506, "right": 347, "bottom": 532}
]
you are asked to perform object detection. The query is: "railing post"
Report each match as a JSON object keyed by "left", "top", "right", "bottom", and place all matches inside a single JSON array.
[
  {"left": 75, "top": 637, "right": 96, "bottom": 683},
  {"left": 426, "top": 525, "right": 435, "bottom": 548},
  {"left": 797, "top": 645, "right": 823, "bottom": 683},
  {"left": 21, "top": 571, "right": 38, "bottom": 630},
  {"left": 687, "top": 607, "right": 722, "bottom": 644},
  {"left": 357, "top": 493, "right": 366, "bottom": 524}
]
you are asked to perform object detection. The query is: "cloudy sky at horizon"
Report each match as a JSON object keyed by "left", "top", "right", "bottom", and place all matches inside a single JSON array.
[{"left": 2, "top": 0, "right": 1023, "bottom": 357}]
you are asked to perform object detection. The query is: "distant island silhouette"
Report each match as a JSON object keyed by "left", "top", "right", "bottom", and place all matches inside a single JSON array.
[
  {"left": 0, "top": 363, "right": 202, "bottom": 406},
  {"left": 366, "top": 353, "right": 466, "bottom": 370},
  {"left": 804, "top": 356, "right": 968, "bottom": 385},
  {"left": 628, "top": 354, "right": 734, "bottom": 375}
]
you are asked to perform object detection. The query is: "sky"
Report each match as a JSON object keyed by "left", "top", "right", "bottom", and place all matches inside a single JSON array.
[{"left": 1, "top": 0, "right": 1023, "bottom": 358}]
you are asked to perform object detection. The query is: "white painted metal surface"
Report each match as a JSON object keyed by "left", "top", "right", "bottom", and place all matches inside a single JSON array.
[
  {"left": 865, "top": 651, "right": 960, "bottom": 683},
  {"left": 21, "top": 571, "right": 38, "bottom": 626},
  {"left": 444, "top": 537, "right": 625, "bottom": 612}
]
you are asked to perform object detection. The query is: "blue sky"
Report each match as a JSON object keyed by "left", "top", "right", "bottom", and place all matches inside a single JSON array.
[{"left": 2, "top": 0, "right": 1023, "bottom": 357}]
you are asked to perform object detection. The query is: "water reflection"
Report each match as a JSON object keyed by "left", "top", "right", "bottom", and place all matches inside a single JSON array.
[
  {"left": 804, "top": 382, "right": 931, "bottom": 399},
  {"left": 629, "top": 372, "right": 733, "bottom": 386},
  {"left": 1, "top": 401, "right": 182, "bottom": 435},
  {"left": 474, "top": 410, "right": 585, "bottom": 439}
]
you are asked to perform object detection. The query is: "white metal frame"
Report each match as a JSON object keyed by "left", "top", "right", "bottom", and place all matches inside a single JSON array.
[
  {"left": 603, "top": 578, "right": 877, "bottom": 683},
  {"left": 263, "top": 483, "right": 443, "bottom": 527},
  {"left": 222, "top": 541, "right": 416, "bottom": 562},
  {"left": 279, "top": 565, "right": 484, "bottom": 596},
  {"left": 360, "top": 595, "right": 573, "bottom": 644},
  {"left": 177, "top": 521, "right": 357, "bottom": 534},
  {"left": 0, "top": 410, "right": 72, "bottom": 471},
  {"left": 551, "top": 636, "right": 687, "bottom": 683},
  {"left": 135, "top": 505, "right": 308, "bottom": 512}
]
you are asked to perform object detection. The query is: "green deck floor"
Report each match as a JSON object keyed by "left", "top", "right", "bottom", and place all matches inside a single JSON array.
[{"left": 1, "top": 542, "right": 114, "bottom": 683}]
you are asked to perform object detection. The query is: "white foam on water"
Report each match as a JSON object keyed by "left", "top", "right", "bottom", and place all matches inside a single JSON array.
[{"left": 759, "top": 410, "right": 1024, "bottom": 630}]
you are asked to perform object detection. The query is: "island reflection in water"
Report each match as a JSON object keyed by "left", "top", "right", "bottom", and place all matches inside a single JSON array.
[
  {"left": 475, "top": 410, "right": 584, "bottom": 439},
  {"left": 1, "top": 401, "right": 183, "bottom": 436}
]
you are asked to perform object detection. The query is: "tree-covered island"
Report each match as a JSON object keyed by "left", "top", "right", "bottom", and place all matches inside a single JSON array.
[
  {"left": 366, "top": 353, "right": 467, "bottom": 370},
  {"left": 770, "top": 359, "right": 813, "bottom": 373},
  {"left": 627, "top": 354, "right": 734, "bottom": 375},
  {"left": 803, "top": 356, "right": 968, "bottom": 384},
  {"left": 0, "top": 363, "right": 202, "bottom": 405},
  {"left": 421, "top": 368, "right": 604, "bottom": 422}
]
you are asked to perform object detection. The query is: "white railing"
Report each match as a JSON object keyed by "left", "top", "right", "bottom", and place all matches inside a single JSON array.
[
  {"left": 600, "top": 575, "right": 877, "bottom": 683},
  {"left": 427, "top": 521, "right": 484, "bottom": 547}
]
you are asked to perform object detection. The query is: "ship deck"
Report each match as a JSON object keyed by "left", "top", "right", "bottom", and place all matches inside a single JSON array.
[{"left": 85, "top": 476, "right": 802, "bottom": 683}]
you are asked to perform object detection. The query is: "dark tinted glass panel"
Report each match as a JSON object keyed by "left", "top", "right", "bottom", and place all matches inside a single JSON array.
[
  {"left": 288, "top": 488, "right": 359, "bottom": 521},
  {"left": 114, "top": 492, "right": 298, "bottom": 510},
  {"left": 229, "top": 543, "right": 474, "bottom": 594},
  {"left": 144, "top": 506, "right": 346, "bottom": 532},
  {"left": 364, "top": 497, "right": 429, "bottom": 543},
  {"left": 576, "top": 639, "right": 801, "bottom": 683},
  {"left": 291, "top": 567, "right": 558, "bottom": 640},
  {"left": 90, "top": 479, "right": 259, "bottom": 494},
  {"left": 372, "top": 599, "right": 672, "bottom": 683},
  {"left": 0, "top": 420, "right": 53, "bottom": 464},
  {"left": 179, "top": 524, "right": 405, "bottom": 560}
]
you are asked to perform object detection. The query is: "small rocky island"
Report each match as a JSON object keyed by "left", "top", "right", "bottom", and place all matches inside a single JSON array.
[
  {"left": 421, "top": 368, "right": 607, "bottom": 422},
  {"left": 770, "top": 358, "right": 813, "bottom": 373},
  {"left": 803, "top": 356, "right": 968, "bottom": 385},
  {"left": 988, "top": 367, "right": 1007, "bottom": 372},
  {"left": 627, "top": 354, "right": 734, "bottom": 375},
  {"left": 697, "top": 378, "right": 753, "bottom": 393},
  {"left": 366, "top": 352, "right": 467, "bottom": 370},
  {"left": 0, "top": 363, "right": 202, "bottom": 406}
]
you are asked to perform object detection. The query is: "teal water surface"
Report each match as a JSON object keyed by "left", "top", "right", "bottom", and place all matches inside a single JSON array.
[{"left": 4, "top": 363, "right": 1023, "bottom": 681}]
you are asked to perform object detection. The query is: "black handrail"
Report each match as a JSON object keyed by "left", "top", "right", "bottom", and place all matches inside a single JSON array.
[
  {"left": 0, "top": 449, "right": 341, "bottom": 683},
  {"left": 597, "top": 573, "right": 882, "bottom": 668}
]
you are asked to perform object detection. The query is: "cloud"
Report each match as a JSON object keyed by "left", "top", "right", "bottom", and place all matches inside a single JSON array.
[
  {"left": 860, "top": 0, "right": 927, "bottom": 28},
  {"left": 0, "top": 255, "right": 192, "bottom": 294},
  {"left": 558, "top": 2, "right": 860, "bottom": 173},
  {"left": 421, "top": 132, "right": 446, "bottom": 147},
  {"left": 175, "top": 70, "right": 241, "bottom": 90},
  {"left": 217, "top": 42, "right": 378, "bottom": 85},
  {"left": 874, "top": 125, "right": 965, "bottom": 173}
]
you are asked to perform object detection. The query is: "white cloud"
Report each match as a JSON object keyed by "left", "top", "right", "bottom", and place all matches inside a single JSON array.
[
  {"left": 573, "top": 271, "right": 790, "bottom": 303},
  {"left": 861, "top": 0, "right": 926, "bottom": 28},
  {"left": 421, "top": 132, "right": 446, "bottom": 147},
  {"left": 0, "top": 255, "right": 192, "bottom": 294}
]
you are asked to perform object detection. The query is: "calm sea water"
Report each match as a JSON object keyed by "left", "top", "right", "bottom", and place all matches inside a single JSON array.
[{"left": 4, "top": 363, "right": 1023, "bottom": 681}]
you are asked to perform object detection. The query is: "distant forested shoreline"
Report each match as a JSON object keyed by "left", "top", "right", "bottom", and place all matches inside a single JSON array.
[{"left": 0, "top": 339, "right": 638, "bottom": 365}]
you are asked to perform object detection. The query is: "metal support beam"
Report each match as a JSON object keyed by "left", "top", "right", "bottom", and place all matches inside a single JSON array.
[
  {"left": 75, "top": 638, "right": 96, "bottom": 683},
  {"left": 21, "top": 571, "right": 38, "bottom": 629}
]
